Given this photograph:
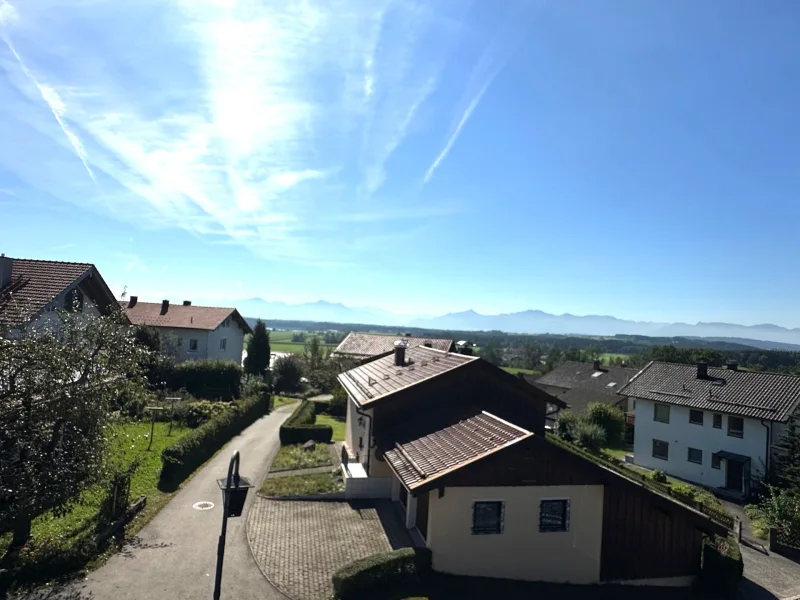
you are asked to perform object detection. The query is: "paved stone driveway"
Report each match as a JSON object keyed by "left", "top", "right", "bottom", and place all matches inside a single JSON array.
[{"left": 247, "top": 498, "right": 412, "bottom": 600}]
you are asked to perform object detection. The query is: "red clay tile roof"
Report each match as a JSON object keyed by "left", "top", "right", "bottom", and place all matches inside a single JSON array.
[
  {"left": 334, "top": 332, "right": 454, "bottom": 358},
  {"left": 338, "top": 345, "right": 477, "bottom": 406},
  {"left": 123, "top": 300, "right": 252, "bottom": 333},
  {"left": 618, "top": 361, "right": 800, "bottom": 422},
  {"left": 0, "top": 258, "right": 114, "bottom": 326},
  {"left": 384, "top": 411, "right": 531, "bottom": 490}
]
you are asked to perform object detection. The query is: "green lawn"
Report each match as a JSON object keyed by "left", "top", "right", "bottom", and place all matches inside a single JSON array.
[
  {"left": 258, "top": 471, "right": 343, "bottom": 497},
  {"left": 273, "top": 395, "right": 298, "bottom": 408},
  {"left": 271, "top": 341, "right": 337, "bottom": 354},
  {"left": 600, "top": 446, "right": 630, "bottom": 460},
  {"left": 0, "top": 420, "right": 191, "bottom": 577},
  {"left": 501, "top": 367, "right": 539, "bottom": 376},
  {"left": 316, "top": 414, "right": 346, "bottom": 441},
  {"left": 270, "top": 444, "right": 332, "bottom": 472},
  {"left": 599, "top": 353, "right": 630, "bottom": 363}
]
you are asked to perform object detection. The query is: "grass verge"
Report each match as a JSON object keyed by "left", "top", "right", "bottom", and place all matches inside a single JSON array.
[
  {"left": 274, "top": 395, "right": 298, "bottom": 409},
  {"left": 315, "top": 414, "right": 346, "bottom": 441},
  {"left": 600, "top": 446, "right": 630, "bottom": 461},
  {"left": 271, "top": 443, "right": 333, "bottom": 472},
  {"left": 258, "top": 471, "right": 343, "bottom": 497},
  {"left": 501, "top": 367, "right": 540, "bottom": 376}
]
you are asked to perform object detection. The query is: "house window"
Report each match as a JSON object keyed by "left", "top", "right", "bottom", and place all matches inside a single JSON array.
[
  {"left": 539, "top": 499, "right": 570, "bottom": 532},
  {"left": 688, "top": 448, "right": 703, "bottom": 464},
  {"left": 728, "top": 416, "right": 744, "bottom": 438},
  {"left": 220, "top": 338, "right": 227, "bottom": 351},
  {"left": 63, "top": 288, "right": 84, "bottom": 312},
  {"left": 189, "top": 339, "right": 198, "bottom": 352},
  {"left": 472, "top": 501, "right": 504, "bottom": 535},
  {"left": 712, "top": 454, "right": 721, "bottom": 469},
  {"left": 689, "top": 410, "right": 704, "bottom": 425},
  {"left": 654, "top": 403, "right": 670, "bottom": 423},
  {"left": 713, "top": 414, "right": 722, "bottom": 429},
  {"left": 652, "top": 439, "right": 669, "bottom": 460},
  {"left": 223, "top": 317, "right": 231, "bottom": 328}
]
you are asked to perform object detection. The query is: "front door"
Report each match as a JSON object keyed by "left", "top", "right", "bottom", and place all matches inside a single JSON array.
[{"left": 726, "top": 459, "right": 744, "bottom": 492}]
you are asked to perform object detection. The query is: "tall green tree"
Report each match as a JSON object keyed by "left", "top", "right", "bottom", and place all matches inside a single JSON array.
[
  {"left": 0, "top": 309, "right": 147, "bottom": 561},
  {"left": 244, "top": 320, "right": 271, "bottom": 377},
  {"left": 303, "top": 335, "right": 327, "bottom": 372},
  {"left": 479, "top": 342, "right": 503, "bottom": 366},
  {"left": 772, "top": 418, "right": 800, "bottom": 490}
]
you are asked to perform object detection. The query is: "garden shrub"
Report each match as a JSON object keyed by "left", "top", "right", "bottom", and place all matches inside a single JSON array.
[
  {"left": 697, "top": 534, "right": 743, "bottom": 597},
  {"left": 279, "top": 400, "right": 333, "bottom": 445},
  {"left": 332, "top": 547, "right": 432, "bottom": 600},
  {"left": 184, "top": 400, "right": 232, "bottom": 428},
  {"left": 585, "top": 402, "right": 625, "bottom": 447},
  {"left": 649, "top": 469, "right": 668, "bottom": 483},
  {"left": 670, "top": 482, "right": 698, "bottom": 503},
  {"left": 165, "top": 359, "right": 243, "bottom": 400},
  {"left": 160, "top": 393, "right": 270, "bottom": 483},
  {"left": 554, "top": 410, "right": 580, "bottom": 442},
  {"left": 329, "top": 384, "right": 347, "bottom": 417},
  {"left": 573, "top": 421, "right": 606, "bottom": 453}
]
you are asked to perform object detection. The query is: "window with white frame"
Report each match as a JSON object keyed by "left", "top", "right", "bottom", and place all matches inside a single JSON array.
[
  {"left": 654, "top": 403, "right": 670, "bottom": 423},
  {"left": 652, "top": 438, "right": 669, "bottom": 460},
  {"left": 471, "top": 501, "right": 504, "bottom": 535},
  {"left": 688, "top": 447, "right": 702, "bottom": 464},
  {"left": 189, "top": 339, "right": 198, "bottom": 352},
  {"left": 220, "top": 338, "right": 227, "bottom": 351},
  {"left": 539, "top": 499, "right": 570, "bottom": 532},
  {"left": 689, "top": 409, "right": 704, "bottom": 425},
  {"left": 728, "top": 416, "right": 744, "bottom": 438}
]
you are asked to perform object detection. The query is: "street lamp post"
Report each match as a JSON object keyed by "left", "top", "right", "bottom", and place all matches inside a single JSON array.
[{"left": 212, "top": 450, "right": 253, "bottom": 600}]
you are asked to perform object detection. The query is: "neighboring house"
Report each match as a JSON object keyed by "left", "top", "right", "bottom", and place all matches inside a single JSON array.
[
  {"left": 530, "top": 361, "right": 638, "bottom": 424},
  {"left": 333, "top": 332, "right": 455, "bottom": 363},
  {"left": 0, "top": 254, "right": 120, "bottom": 332},
  {"left": 123, "top": 297, "right": 252, "bottom": 363},
  {"left": 336, "top": 342, "right": 727, "bottom": 585},
  {"left": 619, "top": 361, "right": 800, "bottom": 498}
]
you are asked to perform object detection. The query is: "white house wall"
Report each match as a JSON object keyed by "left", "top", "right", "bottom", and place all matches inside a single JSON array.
[
  {"left": 206, "top": 320, "right": 246, "bottom": 364},
  {"left": 345, "top": 395, "right": 370, "bottom": 467},
  {"left": 426, "top": 485, "right": 604, "bottom": 584},
  {"left": 633, "top": 398, "right": 769, "bottom": 487},
  {"left": 158, "top": 328, "right": 210, "bottom": 361}
]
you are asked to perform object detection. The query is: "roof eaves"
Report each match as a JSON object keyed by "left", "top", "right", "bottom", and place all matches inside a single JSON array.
[{"left": 615, "top": 361, "right": 653, "bottom": 396}]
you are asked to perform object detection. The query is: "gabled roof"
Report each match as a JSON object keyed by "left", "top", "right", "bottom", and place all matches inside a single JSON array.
[
  {"left": 0, "top": 257, "right": 118, "bottom": 327},
  {"left": 334, "top": 332, "right": 455, "bottom": 359},
  {"left": 337, "top": 345, "right": 477, "bottom": 406},
  {"left": 123, "top": 300, "right": 252, "bottom": 333},
  {"left": 535, "top": 361, "right": 638, "bottom": 392},
  {"left": 618, "top": 361, "right": 800, "bottom": 422},
  {"left": 384, "top": 412, "right": 532, "bottom": 490}
]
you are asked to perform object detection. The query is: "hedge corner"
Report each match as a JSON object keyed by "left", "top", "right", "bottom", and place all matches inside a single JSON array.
[
  {"left": 332, "top": 547, "right": 432, "bottom": 600},
  {"left": 279, "top": 400, "right": 333, "bottom": 445}
]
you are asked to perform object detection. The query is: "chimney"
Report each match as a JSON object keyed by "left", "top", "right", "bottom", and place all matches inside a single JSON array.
[
  {"left": 183, "top": 300, "right": 191, "bottom": 306},
  {"left": 0, "top": 254, "right": 11, "bottom": 289},
  {"left": 726, "top": 362, "right": 738, "bottom": 371},
  {"left": 394, "top": 340, "right": 408, "bottom": 366},
  {"left": 161, "top": 299, "right": 169, "bottom": 314},
  {"left": 697, "top": 362, "right": 708, "bottom": 379},
  {"left": 128, "top": 295, "right": 138, "bottom": 308},
  {"left": 593, "top": 360, "right": 601, "bottom": 371}
]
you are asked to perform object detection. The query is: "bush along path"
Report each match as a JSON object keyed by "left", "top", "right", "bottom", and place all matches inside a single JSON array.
[{"left": 13, "top": 401, "right": 297, "bottom": 600}]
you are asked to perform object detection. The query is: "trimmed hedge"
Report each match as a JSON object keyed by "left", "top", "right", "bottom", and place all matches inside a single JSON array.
[
  {"left": 160, "top": 393, "right": 269, "bottom": 483},
  {"left": 279, "top": 400, "right": 333, "bottom": 445},
  {"left": 166, "top": 359, "right": 243, "bottom": 400},
  {"left": 332, "top": 547, "right": 432, "bottom": 600},
  {"left": 698, "top": 534, "right": 743, "bottom": 597}
]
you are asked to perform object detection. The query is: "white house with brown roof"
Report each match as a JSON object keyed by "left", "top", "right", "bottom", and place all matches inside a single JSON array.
[
  {"left": 123, "top": 297, "right": 252, "bottom": 364},
  {"left": 0, "top": 255, "right": 120, "bottom": 334},
  {"left": 620, "top": 361, "right": 800, "bottom": 497}
]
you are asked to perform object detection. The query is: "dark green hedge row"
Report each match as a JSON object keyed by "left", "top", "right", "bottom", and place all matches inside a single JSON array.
[
  {"left": 698, "top": 534, "right": 743, "bottom": 597},
  {"left": 279, "top": 400, "right": 333, "bottom": 445},
  {"left": 332, "top": 547, "right": 432, "bottom": 600},
  {"left": 160, "top": 393, "right": 269, "bottom": 483},
  {"left": 165, "top": 360, "right": 243, "bottom": 400}
]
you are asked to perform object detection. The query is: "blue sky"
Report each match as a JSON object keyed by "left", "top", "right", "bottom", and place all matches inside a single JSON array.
[{"left": 1, "top": 0, "right": 800, "bottom": 326}]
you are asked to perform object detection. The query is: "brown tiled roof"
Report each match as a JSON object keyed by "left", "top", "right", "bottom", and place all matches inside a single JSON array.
[
  {"left": 618, "top": 361, "right": 800, "bottom": 422},
  {"left": 338, "top": 345, "right": 477, "bottom": 406},
  {"left": 334, "top": 332, "right": 454, "bottom": 359},
  {"left": 384, "top": 412, "right": 532, "bottom": 490},
  {"left": 535, "top": 362, "right": 638, "bottom": 392},
  {"left": 0, "top": 258, "right": 115, "bottom": 326},
  {"left": 123, "top": 300, "right": 252, "bottom": 333}
]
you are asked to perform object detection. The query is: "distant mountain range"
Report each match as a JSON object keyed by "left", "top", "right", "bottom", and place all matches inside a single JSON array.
[{"left": 236, "top": 298, "right": 800, "bottom": 351}]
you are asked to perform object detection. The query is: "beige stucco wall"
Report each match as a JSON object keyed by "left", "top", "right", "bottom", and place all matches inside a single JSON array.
[{"left": 427, "top": 485, "right": 604, "bottom": 584}]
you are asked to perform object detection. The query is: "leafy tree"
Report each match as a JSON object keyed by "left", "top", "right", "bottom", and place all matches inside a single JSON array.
[
  {"left": 303, "top": 335, "right": 328, "bottom": 372},
  {"left": 273, "top": 355, "right": 303, "bottom": 393},
  {"left": 574, "top": 421, "right": 606, "bottom": 453},
  {"left": 329, "top": 383, "right": 348, "bottom": 417},
  {"left": 244, "top": 320, "right": 271, "bottom": 377},
  {"left": 554, "top": 411, "right": 580, "bottom": 442},
  {"left": 745, "top": 486, "right": 800, "bottom": 541},
  {"left": 0, "top": 309, "right": 147, "bottom": 561},
  {"left": 585, "top": 402, "right": 625, "bottom": 447},
  {"left": 479, "top": 342, "right": 503, "bottom": 366}
]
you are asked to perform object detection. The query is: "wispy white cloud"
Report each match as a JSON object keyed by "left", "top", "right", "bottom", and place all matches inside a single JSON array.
[
  {"left": 0, "top": 0, "right": 524, "bottom": 263},
  {"left": 115, "top": 252, "right": 148, "bottom": 273}
]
